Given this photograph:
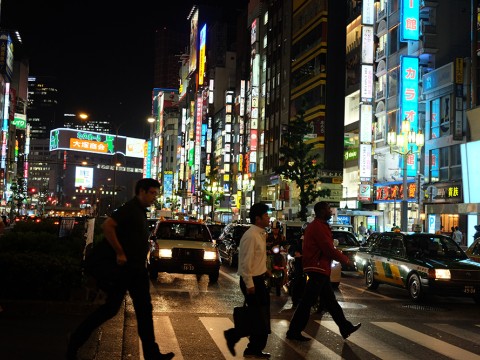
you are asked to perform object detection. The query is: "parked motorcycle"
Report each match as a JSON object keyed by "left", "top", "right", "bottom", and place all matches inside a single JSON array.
[{"left": 286, "top": 251, "right": 305, "bottom": 306}]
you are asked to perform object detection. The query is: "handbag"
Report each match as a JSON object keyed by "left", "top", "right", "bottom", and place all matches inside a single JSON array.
[{"left": 233, "top": 301, "right": 252, "bottom": 337}]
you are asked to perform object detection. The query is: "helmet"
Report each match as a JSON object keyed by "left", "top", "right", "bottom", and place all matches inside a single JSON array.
[{"left": 271, "top": 220, "right": 283, "bottom": 231}]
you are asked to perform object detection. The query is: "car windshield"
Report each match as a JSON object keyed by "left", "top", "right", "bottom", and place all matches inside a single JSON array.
[
  {"left": 405, "top": 235, "right": 468, "bottom": 260},
  {"left": 208, "top": 224, "right": 224, "bottom": 239},
  {"left": 333, "top": 232, "right": 359, "bottom": 247},
  {"left": 156, "top": 223, "right": 212, "bottom": 242},
  {"left": 233, "top": 226, "right": 249, "bottom": 241}
]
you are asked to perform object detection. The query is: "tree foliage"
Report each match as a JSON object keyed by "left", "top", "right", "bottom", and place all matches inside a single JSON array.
[
  {"left": 274, "top": 112, "right": 330, "bottom": 221},
  {"left": 201, "top": 169, "right": 225, "bottom": 218}
]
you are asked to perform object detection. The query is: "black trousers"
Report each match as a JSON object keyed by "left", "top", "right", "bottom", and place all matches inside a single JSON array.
[
  {"left": 239, "top": 274, "right": 271, "bottom": 352},
  {"left": 68, "top": 266, "right": 161, "bottom": 359},
  {"left": 288, "top": 272, "right": 352, "bottom": 335}
]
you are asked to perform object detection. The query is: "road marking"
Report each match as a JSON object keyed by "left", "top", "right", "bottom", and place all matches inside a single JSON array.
[
  {"left": 270, "top": 319, "right": 343, "bottom": 360},
  {"left": 339, "top": 282, "right": 396, "bottom": 300},
  {"left": 141, "top": 315, "right": 183, "bottom": 359},
  {"left": 317, "top": 320, "right": 416, "bottom": 360},
  {"left": 220, "top": 269, "right": 239, "bottom": 283},
  {"left": 200, "top": 317, "right": 249, "bottom": 359},
  {"left": 372, "top": 322, "right": 480, "bottom": 360},
  {"left": 425, "top": 323, "right": 480, "bottom": 344}
]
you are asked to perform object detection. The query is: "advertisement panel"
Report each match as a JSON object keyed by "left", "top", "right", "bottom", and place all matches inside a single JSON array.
[
  {"left": 361, "top": 65, "right": 373, "bottom": 102},
  {"left": 12, "top": 113, "right": 26, "bottom": 129},
  {"left": 361, "top": 26, "right": 374, "bottom": 64},
  {"left": 0, "top": 32, "right": 14, "bottom": 82},
  {"left": 359, "top": 104, "right": 372, "bottom": 143},
  {"left": 199, "top": 24, "right": 206, "bottom": 85},
  {"left": 189, "top": 8, "right": 199, "bottom": 74},
  {"left": 400, "top": 56, "right": 419, "bottom": 176},
  {"left": 126, "top": 137, "right": 146, "bottom": 158},
  {"left": 359, "top": 144, "right": 372, "bottom": 181},
  {"left": 75, "top": 166, "right": 94, "bottom": 188},
  {"left": 362, "top": 0, "right": 375, "bottom": 25},
  {"left": 50, "top": 128, "right": 131, "bottom": 156},
  {"left": 400, "top": 0, "right": 419, "bottom": 41}
]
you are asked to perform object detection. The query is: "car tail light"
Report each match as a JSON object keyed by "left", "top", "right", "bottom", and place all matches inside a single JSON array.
[
  {"left": 204, "top": 250, "right": 217, "bottom": 260},
  {"left": 158, "top": 249, "right": 172, "bottom": 258}
]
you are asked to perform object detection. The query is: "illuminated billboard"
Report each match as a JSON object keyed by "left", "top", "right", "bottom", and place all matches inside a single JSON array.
[
  {"left": 400, "top": 56, "right": 419, "bottom": 176},
  {"left": 199, "top": 24, "right": 206, "bottom": 85},
  {"left": 49, "top": 128, "right": 145, "bottom": 158},
  {"left": 400, "top": 0, "right": 419, "bottom": 41},
  {"left": 189, "top": 8, "right": 199, "bottom": 74},
  {"left": 126, "top": 137, "right": 146, "bottom": 158},
  {"left": 12, "top": 113, "right": 26, "bottom": 129},
  {"left": 75, "top": 166, "right": 94, "bottom": 188}
]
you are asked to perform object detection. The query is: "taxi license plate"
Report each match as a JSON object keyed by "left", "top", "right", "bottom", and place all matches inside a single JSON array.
[
  {"left": 183, "top": 264, "right": 194, "bottom": 271},
  {"left": 464, "top": 285, "right": 476, "bottom": 294}
]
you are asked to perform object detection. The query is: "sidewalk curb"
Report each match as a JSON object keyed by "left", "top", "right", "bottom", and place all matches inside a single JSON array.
[{"left": 78, "top": 298, "right": 126, "bottom": 360}]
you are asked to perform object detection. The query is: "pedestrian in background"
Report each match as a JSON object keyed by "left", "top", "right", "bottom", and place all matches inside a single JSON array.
[
  {"left": 224, "top": 203, "right": 272, "bottom": 359},
  {"left": 453, "top": 226, "right": 463, "bottom": 246},
  {"left": 66, "top": 178, "right": 174, "bottom": 360},
  {"left": 358, "top": 221, "right": 367, "bottom": 241},
  {"left": 474, "top": 225, "right": 480, "bottom": 241},
  {"left": 286, "top": 201, "right": 361, "bottom": 342}
]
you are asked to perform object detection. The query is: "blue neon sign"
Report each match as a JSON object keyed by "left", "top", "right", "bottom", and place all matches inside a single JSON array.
[
  {"left": 400, "top": 0, "right": 420, "bottom": 41},
  {"left": 400, "top": 56, "right": 419, "bottom": 176}
]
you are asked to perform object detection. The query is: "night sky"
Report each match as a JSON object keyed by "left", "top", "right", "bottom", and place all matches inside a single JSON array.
[{"left": 1, "top": 0, "right": 247, "bottom": 138}]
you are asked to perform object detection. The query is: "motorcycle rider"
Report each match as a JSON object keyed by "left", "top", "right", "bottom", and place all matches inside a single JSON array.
[{"left": 266, "top": 220, "right": 288, "bottom": 289}]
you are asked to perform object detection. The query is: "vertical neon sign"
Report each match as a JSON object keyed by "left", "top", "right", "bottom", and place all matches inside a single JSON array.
[
  {"left": 401, "top": 56, "right": 419, "bottom": 176},
  {"left": 199, "top": 24, "right": 206, "bottom": 85},
  {"left": 400, "top": 0, "right": 420, "bottom": 41}
]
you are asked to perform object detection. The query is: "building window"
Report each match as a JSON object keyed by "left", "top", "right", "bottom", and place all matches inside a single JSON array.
[{"left": 430, "top": 145, "right": 461, "bottom": 182}]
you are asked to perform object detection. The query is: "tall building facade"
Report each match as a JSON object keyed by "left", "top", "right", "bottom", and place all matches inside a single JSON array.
[{"left": 27, "top": 75, "right": 59, "bottom": 139}]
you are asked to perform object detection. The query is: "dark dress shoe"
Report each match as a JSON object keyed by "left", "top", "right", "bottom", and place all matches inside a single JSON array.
[
  {"left": 224, "top": 329, "right": 237, "bottom": 356},
  {"left": 156, "top": 352, "right": 175, "bottom": 360},
  {"left": 286, "top": 331, "right": 311, "bottom": 341},
  {"left": 243, "top": 349, "right": 271, "bottom": 358},
  {"left": 341, "top": 323, "right": 361, "bottom": 339}
]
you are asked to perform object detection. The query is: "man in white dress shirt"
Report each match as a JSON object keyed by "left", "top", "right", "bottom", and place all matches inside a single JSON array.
[{"left": 224, "top": 203, "right": 271, "bottom": 359}]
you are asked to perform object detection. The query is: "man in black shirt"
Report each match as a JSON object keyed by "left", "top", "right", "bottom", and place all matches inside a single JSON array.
[{"left": 67, "top": 178, "right": 174, "bottom": 360}]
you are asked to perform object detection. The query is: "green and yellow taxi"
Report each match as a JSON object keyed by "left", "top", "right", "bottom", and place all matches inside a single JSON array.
[
  {"left": 465, "top": 237, "right": 480, "bottom": 263},
  {"left": 355, "top": 232, "right": 480, "bottom": 303}
]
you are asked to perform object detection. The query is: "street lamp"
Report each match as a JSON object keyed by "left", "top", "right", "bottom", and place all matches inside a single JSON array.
[{"left": 387, "top": 118, "right": 424, "bottom": 232}]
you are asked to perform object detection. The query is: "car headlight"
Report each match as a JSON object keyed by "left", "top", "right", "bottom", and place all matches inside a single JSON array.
[
  {"left": 204, "top": 250, "right": 217, "bottom": 260},
  {"left": 158, "top": 249, "right": 172, "bottom": 258},
  {"left": 433, "top": 269, "right": 451, "bottom": 280}
]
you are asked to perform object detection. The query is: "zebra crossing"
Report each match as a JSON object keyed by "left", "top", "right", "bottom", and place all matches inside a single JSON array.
[{"left": 139, "top": 315, "right": 480, "bottom": 360}]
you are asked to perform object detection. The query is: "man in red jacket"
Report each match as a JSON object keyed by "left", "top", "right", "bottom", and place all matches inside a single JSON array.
[{"left": 286, "top": 201, "right": 361, "bottom": 341}]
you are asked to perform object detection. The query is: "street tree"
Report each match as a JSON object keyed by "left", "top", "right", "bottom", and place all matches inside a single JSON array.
[
  {"left": 9, "top": 177, "right": 27, "bottom": 220},
  {"left": 274, "top": 111, "right": 330, "bottom": 221},
  {"left": 201, "top": 169, "right": 225, "bottom": 221}
]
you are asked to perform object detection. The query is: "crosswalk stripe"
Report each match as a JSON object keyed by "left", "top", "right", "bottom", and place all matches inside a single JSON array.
[
  {"left": 141, "top": 315, "right": 184, "bottom": 360},
  {"left": 316, "top": 320, "right": 416, "bottom": 360},
  {"left": 270, "top": 319, "right": 343, "bottom": 360},
  {"left": 200, "top": 317, "right": 249, "bottom": 359},
  {"left": 372, "top": 322, "right": 480, "bottom": 360},
  {"left": 425, "top": 323, "right": 480, "bottom": 344}
]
